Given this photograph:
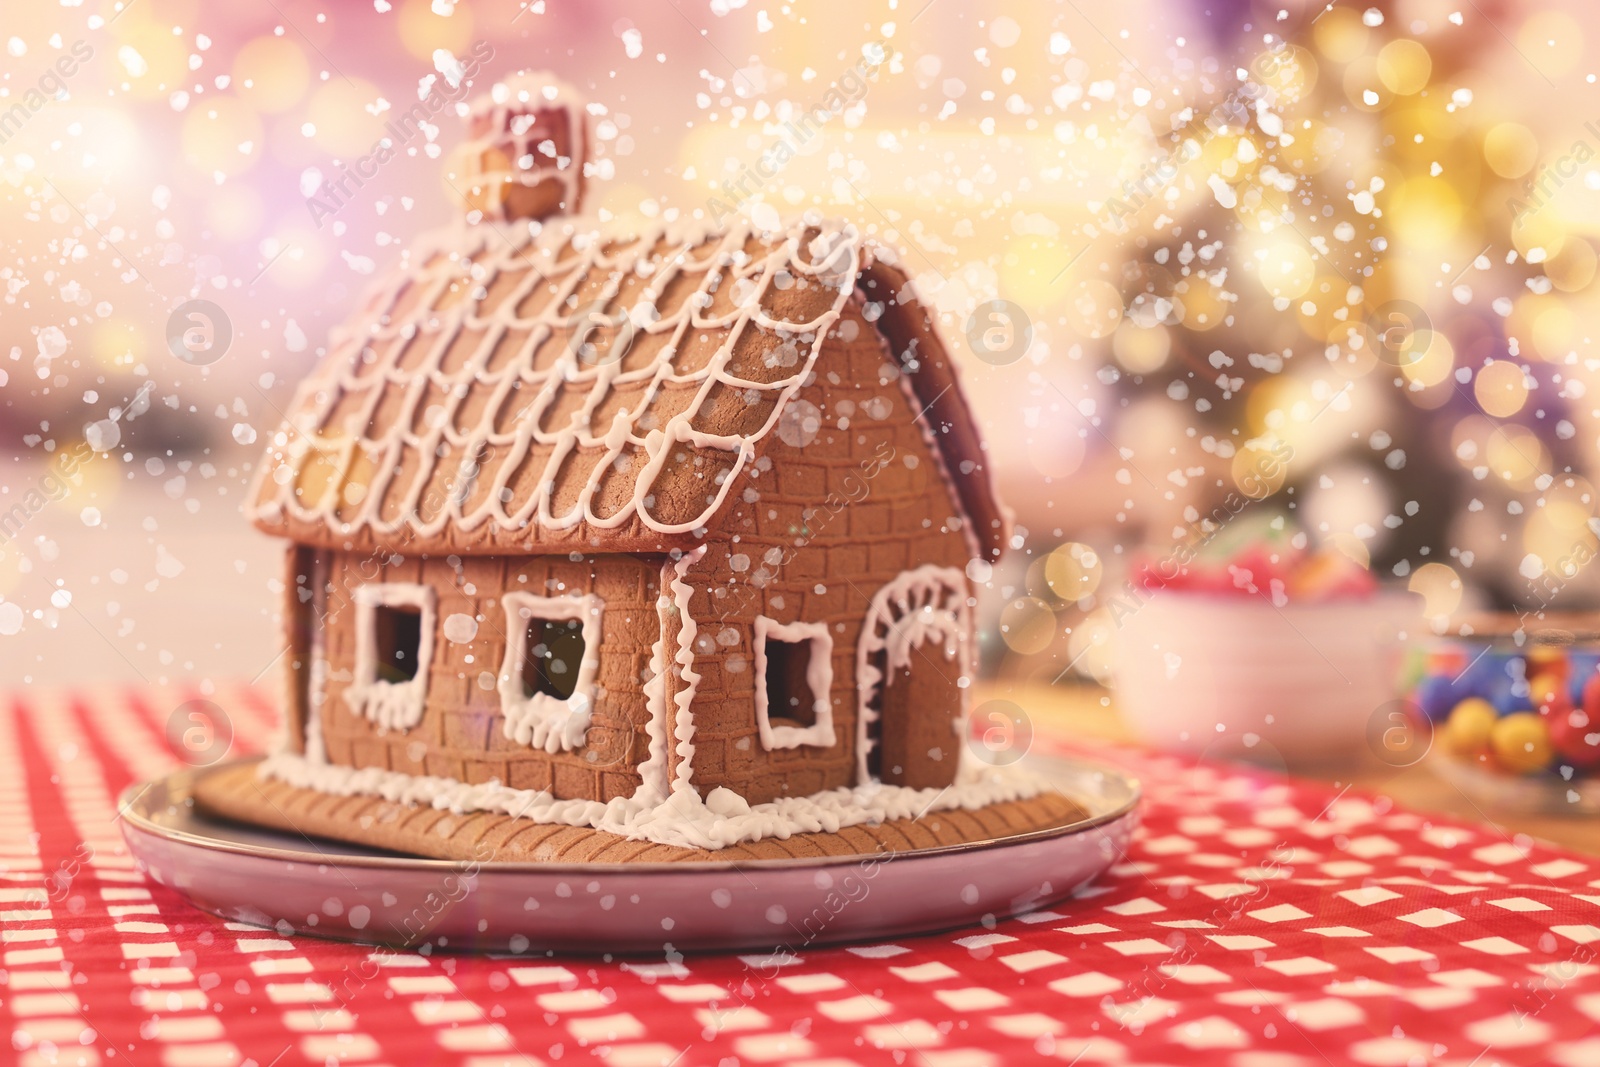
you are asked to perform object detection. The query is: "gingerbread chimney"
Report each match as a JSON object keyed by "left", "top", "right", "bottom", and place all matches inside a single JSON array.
[{"left": 461, "top": 71, "right": 587, "bottom": 223}]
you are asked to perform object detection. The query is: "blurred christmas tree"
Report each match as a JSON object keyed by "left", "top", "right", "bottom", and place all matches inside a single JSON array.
[{"left": 1024, "top": 0, "right": 1600, "bottom": 683}]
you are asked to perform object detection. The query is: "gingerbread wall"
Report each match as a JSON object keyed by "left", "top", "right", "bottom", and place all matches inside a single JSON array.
[
  {"left": 664, "top": 293, "right": 976, "bottom": 805},
  {"left": 292, "top": 548, "right": 662, "bottom": 802}
]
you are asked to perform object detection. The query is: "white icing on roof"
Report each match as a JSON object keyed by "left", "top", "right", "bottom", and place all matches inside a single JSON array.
[{"left": 247, "top": 213, "right": 865, "bottom": 546}]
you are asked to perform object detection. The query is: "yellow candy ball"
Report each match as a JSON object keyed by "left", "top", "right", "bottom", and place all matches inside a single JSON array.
[
  {"left": 1490, "top": 711, "right": 1554, "bottom": 774},
  {"left": 1523, "top": 671, "right": 1561, "bottom": 703},
  {"left": 1442, "top": 698, "right": 1498, "bottom": 757},
  {"left": 1529, "top": 672, "right": 1565, "bottom": 708}
]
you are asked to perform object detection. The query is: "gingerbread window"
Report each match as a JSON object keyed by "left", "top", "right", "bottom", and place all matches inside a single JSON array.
[
  {"left": 754, "top": 617, "right": 836, "bottom": 751},
  {"left": 499, "top": 592, "right": 604, "bottom": 752},
  {"left": 344, "top": 583, "right": 436, "bottom": 733}
]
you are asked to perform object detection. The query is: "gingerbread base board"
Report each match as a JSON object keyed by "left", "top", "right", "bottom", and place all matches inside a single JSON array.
[
  {"left": 121, "top": 759, "right": 1140, "bottom": 954},
  {"left": 191, "top": 759, "right": 1088, "bottom": 863}
]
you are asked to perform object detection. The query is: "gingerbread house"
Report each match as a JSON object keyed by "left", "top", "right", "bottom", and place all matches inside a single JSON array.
[{"left": 220, "top": 72, "right": 1062, "bottom": 856}]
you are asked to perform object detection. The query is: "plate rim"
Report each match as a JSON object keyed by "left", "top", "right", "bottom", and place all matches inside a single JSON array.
[{"left": 119, "top": 756, "right": 1142, "bottom": 875}]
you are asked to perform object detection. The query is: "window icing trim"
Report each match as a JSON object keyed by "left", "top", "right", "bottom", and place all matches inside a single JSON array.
[
  {"left": 344, "top": 582, "right": 436, "bottom": 733},
  {"left": 753, "top": 616, "right": 836, "bottom": 751},
  {"left": 498, "top": 591, "right": 605, "bottom": 753}
]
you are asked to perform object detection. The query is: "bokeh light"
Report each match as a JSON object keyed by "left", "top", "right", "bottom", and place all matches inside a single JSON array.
[
  {"left": 1376, "top": 40, "right": 1431, "bottom": 96},
  {"left": 1408, "top": 562, "right": 1463, "bottom": 621},
  {"left": 1474, "top": 361, "right": 1530, "bottom": 418},
  {"left": 1044, "top": 543, "right": 1102, "bottom": 603},
  {"left": 181, "top": 98, "right": 264, "bottom": 179},
  {"left": 1112, "top": 322, "right": 1170, "bottom": 374},
  {"left": 1000, "top": 597, "right": 1057, "bottom": 655},
  {"left": 234, "top": 36, "right": 311, "bottom": 114},
  {"left": 1484, "top": 123, "right": 1539, "bottom": 179},
  {"left": 1063, "top": 280, "right": 1124, "bottom": 339}
]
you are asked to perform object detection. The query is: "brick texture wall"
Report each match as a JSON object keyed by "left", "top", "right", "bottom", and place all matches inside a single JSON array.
[
  {"left": 665, "top": 293, "right": 974, "bottom": 804},
  {"left": 308, "top": 551, "right": 662, "bottom": 802}
]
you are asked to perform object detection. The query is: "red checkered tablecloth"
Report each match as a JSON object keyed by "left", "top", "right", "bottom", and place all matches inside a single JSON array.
[{"left": 7, "top": 686, "right": 1600, "bottom": 1067}]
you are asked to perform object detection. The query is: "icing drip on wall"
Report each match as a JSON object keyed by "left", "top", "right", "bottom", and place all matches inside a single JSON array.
[
  {"left": 630, "top": 578, "right": 675, "bottom": 807},
  {"left": 668, "top": 546, "right": 707, "bottom": 796}
]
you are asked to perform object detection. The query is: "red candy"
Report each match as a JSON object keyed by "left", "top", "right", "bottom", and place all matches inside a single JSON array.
[
  {"left": 1428, "top": 647, "right": 1469, "bottom": 677},
  {"left": 1226, "top": 545, "right": 1290, "bottom": 594},
  {"left": 1290, "top": 550, "right": 1378, "bottom": 600},
  {"left": 1529, "top": 647, "right": 1570, "bottom": 683},
  {"left": 1533, "top": 673, "right": 1572, "bottom": 720},
  {"left": 1584, "top": 672, "right": 1600, "bottom": 727},
  {"left": 1550, "top": 707, "right": 1600, "bottom": 770},
  {"left": 1137, "top": 542, "right": 1373, "bottom": 604}
]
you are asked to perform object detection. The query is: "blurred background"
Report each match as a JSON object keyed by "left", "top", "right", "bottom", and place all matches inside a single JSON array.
[{"left": 2, "top": 0, "right": 1596, "bottom": 695}]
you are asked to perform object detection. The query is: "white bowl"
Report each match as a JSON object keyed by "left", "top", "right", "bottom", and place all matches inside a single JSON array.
[{"left": 1110, "top": 590, "right": 1421, "bottom": 765}]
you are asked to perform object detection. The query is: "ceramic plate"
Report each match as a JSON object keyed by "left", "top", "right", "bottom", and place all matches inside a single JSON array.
[{"left": 118, "top": 757, "right": 1140, "bottom": 955}]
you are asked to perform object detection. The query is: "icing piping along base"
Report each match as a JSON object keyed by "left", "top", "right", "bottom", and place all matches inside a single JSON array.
[{"left": 255, "top": 750, "right": 1053, "bottom": 853}]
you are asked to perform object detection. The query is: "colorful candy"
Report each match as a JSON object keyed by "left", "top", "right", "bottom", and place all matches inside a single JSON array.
[
  {"left": 1441, "top": 698, "right": 1497, "bottom": 758},
  {"left": 1548, "top": 707, "right": 1600, "bottom": 770},
  {"left": 1290, "top": 550, "right": 1379, "bottom": 600},
  {"left": 1137, "top": 533, "right": 1378, "bottom": 603},
  {"left": 1490, "top": 712, "right": 1555, "bottom": 775},
  {"left": 1583, "top": 671, "right": 1600, "bottom": 726},
  {"left": 1570, "top": 653, "right": 1600, "bottom": 700},
  {"left": 1533, "top": 673, "right": 1573, "bottom": 721},
  {"left": 1410, "top": 635, "right": 1600, "bottom": 780},
  {"left": 1479, "top": 665, "right": 1525, "bottom": 717},
  {"left": 1413, "top": 673, "right": 1460, "bottom": 722},
  {"left": 1528, "top": 646, "right": 1570, "bottom": 683}
]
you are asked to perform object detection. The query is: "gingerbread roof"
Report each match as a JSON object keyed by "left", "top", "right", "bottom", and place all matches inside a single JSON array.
[{"left": 246, "top": 211, "right": 1006, "bottom": 559}]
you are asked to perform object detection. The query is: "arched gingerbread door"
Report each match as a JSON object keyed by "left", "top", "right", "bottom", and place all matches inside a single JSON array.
[{"left": 857, "top": 566, "right": 972, "bottom": 789}]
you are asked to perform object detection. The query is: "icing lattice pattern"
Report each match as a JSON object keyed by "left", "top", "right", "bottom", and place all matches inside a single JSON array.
[{"left": 248, "top": 215, "right": 864, "bottom": 543}]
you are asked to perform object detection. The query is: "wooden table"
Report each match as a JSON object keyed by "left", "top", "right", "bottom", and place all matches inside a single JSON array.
[{"left": 996, "top": 681, "right": 1600, "bottom": 857}]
